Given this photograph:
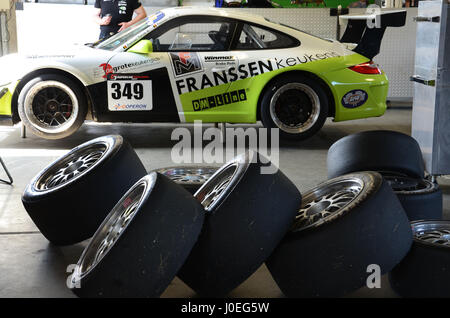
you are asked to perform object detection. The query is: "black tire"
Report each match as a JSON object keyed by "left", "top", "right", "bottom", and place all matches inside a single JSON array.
[
  {"left": 389, "top": 220, "right": 450, "bottom": 297},
  {"left": 18, "top": 74, "right": 88, "bottom": 139},
  {"left": 383, "top": 175, "right": 442, "bottom": 221},
  {"left": 327, "top": 130, "right": 425, "bottom": 179},
  {"left": 156, "top": 166, "right": 218, "bottom": 194},
  {"left": 266, "top": 172, "right": 413, "bottom": 297},
  {"left": 260, "top": 74, "right": 329, "bottom": 141},
  {"left": 177, "top": 151, "right": 301, "bottom": 296},
  {"left": 69, "top": 173, "right": 205, "bottom": 298},
  {"left": 21, "top": 135, "right": 146, "bottom": 245}
]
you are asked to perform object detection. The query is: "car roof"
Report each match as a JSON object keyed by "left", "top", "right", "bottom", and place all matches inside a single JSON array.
[{"left": 159, "top": 6, "right": 270, "bottom": 25}]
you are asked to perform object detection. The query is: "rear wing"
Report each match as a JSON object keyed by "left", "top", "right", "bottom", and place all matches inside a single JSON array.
[{"left": 338, "top": 10, "right": 406, "bottom": 60}]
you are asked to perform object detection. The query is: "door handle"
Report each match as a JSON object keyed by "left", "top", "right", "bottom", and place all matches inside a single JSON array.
[
  {"left": 211, "top": 66, "right": 233, "bottom": 73},
  {"left": 410, "top": 75, "right": 436, "bottom": 86},
  {"left": 413, "top": 16, "right": 440, "bottom": 23}
]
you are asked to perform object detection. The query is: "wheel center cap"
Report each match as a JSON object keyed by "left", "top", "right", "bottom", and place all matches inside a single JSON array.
[
  {"left": 64, "top": 161, "right": 83, "bottom": 175},
  {"left": 47, "top": 101, "right": 59, "bottom": 112}
]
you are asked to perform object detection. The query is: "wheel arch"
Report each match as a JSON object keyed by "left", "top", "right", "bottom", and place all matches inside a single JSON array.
[
  {"left": 11, "top": 68, "right": 93, "bottom": 124},
  {"left": 256, "top": 70, "right": 336, "bottom": 121}
]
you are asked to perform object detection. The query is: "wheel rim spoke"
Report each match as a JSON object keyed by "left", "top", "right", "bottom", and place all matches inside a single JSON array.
[{"left": 37, "top": 144, "right": 107, "bottom": 190}]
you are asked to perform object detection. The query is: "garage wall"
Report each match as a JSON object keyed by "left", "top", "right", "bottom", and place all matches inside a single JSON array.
[{"left": 15, "top": 3, "right": 417, "bottom": 99}]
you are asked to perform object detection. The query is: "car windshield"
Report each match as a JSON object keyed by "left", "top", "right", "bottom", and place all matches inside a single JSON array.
[{"left": 95, "top": 18, "right": 151, "bottom": 51}]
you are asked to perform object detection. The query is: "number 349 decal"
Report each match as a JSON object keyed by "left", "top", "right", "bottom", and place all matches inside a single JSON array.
[{"left": 107, "top": 76, "right": 153, "bottom": 111}]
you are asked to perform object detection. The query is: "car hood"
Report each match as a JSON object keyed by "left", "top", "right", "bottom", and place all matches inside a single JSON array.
[{"left": 0, "top": 44, "right": 117, "bottom": 86}]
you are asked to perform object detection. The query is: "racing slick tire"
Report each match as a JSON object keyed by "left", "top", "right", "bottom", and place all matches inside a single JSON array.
[
  {"left": 260, "top": 74, "right": 329, "bottom": 141},
  {"left": 177, "top": 151, "right": 301, "bottom": 297},
  {"left": 156, "top": 166, "right": 218, "bottom": 194},
  {"left": 266, "top": 172, "right": 413, "bottom": 297},
  {"left": 69, "top": 173, "right": 205, "bottom": 298},
  {"left": 18, "top": 74, "right": 88, "bottom": 139},
  {"left": 383, "top": 174, "right": 442, "bottom": 221},
  {"left": 327, "top": 130, "right": 425, "bottom": 179},
  {"left": 389, "top": 220, "right": 450, "bottom": 297},
  {"left": 22, "top": 135, "right": 146, "bottom": 245}
]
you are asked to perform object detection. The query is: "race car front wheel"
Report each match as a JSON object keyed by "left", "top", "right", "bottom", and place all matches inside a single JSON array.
[
  {"left": 18, "top": 74, "right": 87, "bottom": 139},
  {"left": 260, "top": 74, "right": 328, "bottom": 141}
]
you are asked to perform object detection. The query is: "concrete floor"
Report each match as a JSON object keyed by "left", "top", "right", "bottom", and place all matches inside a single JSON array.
[{"left": 0, "top": 108, "right": 448, "bottom": 298}]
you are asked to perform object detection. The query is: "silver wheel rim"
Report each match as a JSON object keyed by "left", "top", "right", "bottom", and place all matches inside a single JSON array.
[
  {"left": 36, "top": 143, "right": 107, "bottom": 190},
  {"left": 159, "top": 167, "right": 217, "bottom": 185},
  {"left": 24, "top": 80, "right": 79, "bottom": 134},
  {"left": 413, "top": 221, "right": 450, "bottom": 247},
  {"left": 293, "top": 177, "right": 364, "bottom": 232},
  {"left": 383, "top": 174, "right": 434, "bottom": 194},
  {"left": 269, "top": 83, "right": 320, "bottom": 134},
  {"left": 195, "top": 163, "right": 238, "bottom": 212},
  {"left": 73, "top": 179, "right": 148, "bottom": 282}
]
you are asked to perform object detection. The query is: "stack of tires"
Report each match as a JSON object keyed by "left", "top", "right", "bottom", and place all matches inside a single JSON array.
[
  {"left": 20, "top": 132, "right": 449, "bottom": 297},
  {"left": 22, "top": 136, "right": 302, "bottom": 297},
  {"left": 326, "top": 130, "right": 449, "bottom": 297}
]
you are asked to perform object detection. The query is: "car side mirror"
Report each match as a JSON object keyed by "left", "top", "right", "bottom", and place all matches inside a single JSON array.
[{"left": 128, "top": 39, "right": 153, "bottom": 54}]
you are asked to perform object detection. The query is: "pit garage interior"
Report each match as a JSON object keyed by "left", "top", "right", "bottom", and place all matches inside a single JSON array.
[{"left": 0, "top": 0, "right": 449, "bottom": 299}]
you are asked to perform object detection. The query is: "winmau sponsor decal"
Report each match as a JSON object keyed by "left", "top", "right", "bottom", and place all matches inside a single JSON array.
[
  {"left": 193, "top": 89, "right": 247, "bottom": 111},
  {"left": 176, "top": 51, "right": 340, "bottom": 94},
  {"left": 204, "top": 56, "right": 236, "bottom": 62}
]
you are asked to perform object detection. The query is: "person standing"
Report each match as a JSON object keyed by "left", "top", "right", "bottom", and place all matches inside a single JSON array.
[{"left": 94, "top": 0, "right": 147, "bottom": 40}]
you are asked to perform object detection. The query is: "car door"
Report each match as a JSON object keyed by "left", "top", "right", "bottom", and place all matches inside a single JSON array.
[
  {"left": 103, "top": 48, "right": 180, "bottom": 123},
  {"left": 147, "top": 16, "right": 239, "bottom": 123}
]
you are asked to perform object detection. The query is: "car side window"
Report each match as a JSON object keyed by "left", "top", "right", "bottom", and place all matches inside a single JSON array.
[
  {"left": 236, "top": 24, "right": 298, "bottom": 50},
  {"left": 151, "top": 21, "right": 233, "bottom": 52}
]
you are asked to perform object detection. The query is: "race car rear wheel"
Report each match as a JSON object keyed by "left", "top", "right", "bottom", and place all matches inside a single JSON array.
[
  {"left": 18, "top": 74, "right": 87, "bottom": 139},
  {"left": 260, "top": 74, "right": 329, "bottom": 141}
]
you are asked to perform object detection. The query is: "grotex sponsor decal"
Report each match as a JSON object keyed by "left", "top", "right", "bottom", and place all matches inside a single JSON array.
[
  {"left": 193, "top": 89, "right": 247, "bottom": 111},
  {"left": 99, "top": 58, "right": 160, "bottom": 78},
  {"left": 341, "top": 89, "right": 368, "bottom": 108},
  {"left": 170, "top": 52, "right": 203, "bottom": 77},
  {"left": 176, "top": 51, "right": 340, "bottom": 94}
]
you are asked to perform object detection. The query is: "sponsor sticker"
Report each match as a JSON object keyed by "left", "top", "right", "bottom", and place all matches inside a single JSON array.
[
  {"left": 151, "top": 11, "right": 165, "bottom": 24},
  {"left": 341, "top": 89, "right": 368, "bottom": 108},
  {"left": 99, "top": 63, "right": 114, "bottom": 79},
  {"left": 98, "top": 58, "right": 160, "bottom": 78},
  {"left": 108, "top": 75, "right": 153, "bottom": 111},
  {"left": 192, "top": 89, "right": 247, "bottom": 111},
  {"left": 170, "top": 52, "right": 203, "bottom": 77}
]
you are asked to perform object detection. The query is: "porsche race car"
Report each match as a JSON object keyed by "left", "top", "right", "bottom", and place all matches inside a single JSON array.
[{"left": 0, "top": 7, "right": 406, "bottom": 140}]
